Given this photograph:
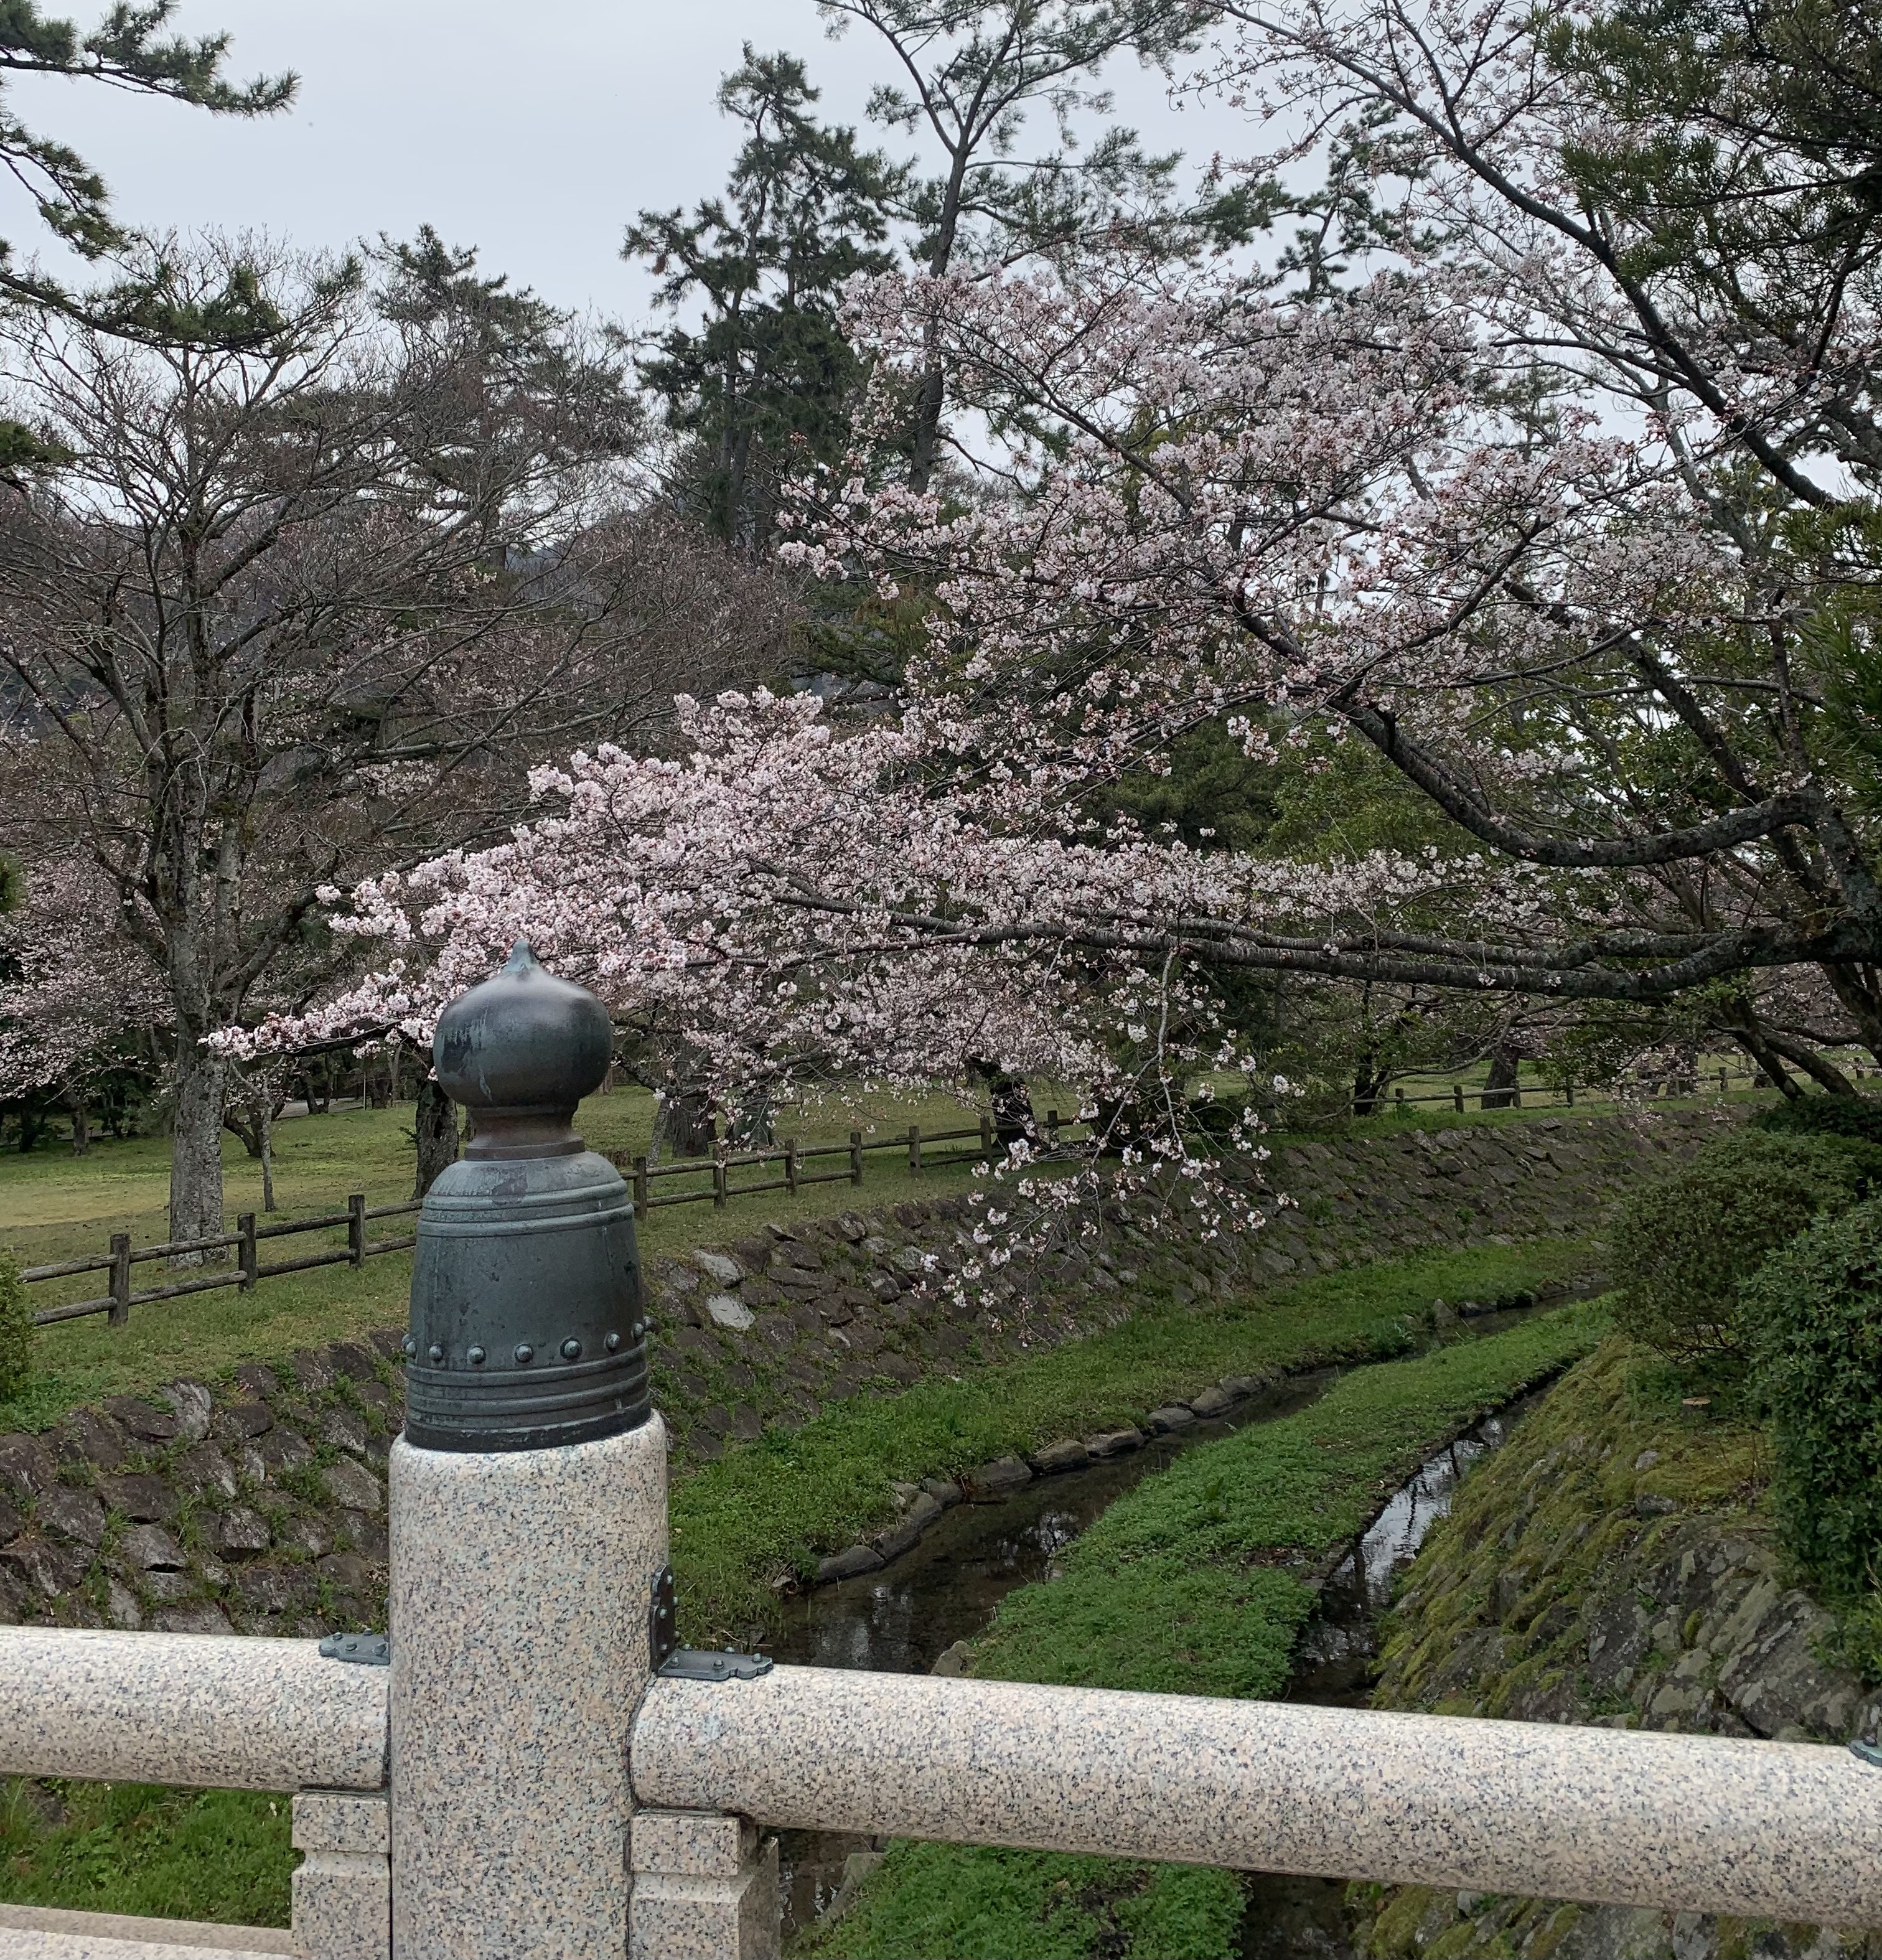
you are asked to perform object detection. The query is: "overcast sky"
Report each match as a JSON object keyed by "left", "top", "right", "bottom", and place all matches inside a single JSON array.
[{"left": 6, "top": 1, "right": 1255, "bottom": 331}]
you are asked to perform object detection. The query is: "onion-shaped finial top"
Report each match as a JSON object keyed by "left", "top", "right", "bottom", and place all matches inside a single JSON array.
[{"left": 433, "top": 942, "right": 612, "bottom": 1119}]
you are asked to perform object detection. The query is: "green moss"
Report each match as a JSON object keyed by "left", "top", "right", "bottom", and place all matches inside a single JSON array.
[{"left": 1374, "top": 1339, "right": 1766, "bottom": 1713}]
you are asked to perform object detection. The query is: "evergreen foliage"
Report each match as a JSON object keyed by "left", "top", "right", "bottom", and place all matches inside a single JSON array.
[
  {"left": 0, "top": 2, "right": 291, "bottom": 340},
  {"left": 625, "top": 49, "right": 907, "bottom": 552},
  {"left": 1609, "top": 1133, "right": 1878, "bottom": 1365},
  {"left": 1744, "top": 1200, "right": 1882, "bottom": 1615},
  {"left": 1751, "top": 1092, "right": 1882, "bottom": 1150}
]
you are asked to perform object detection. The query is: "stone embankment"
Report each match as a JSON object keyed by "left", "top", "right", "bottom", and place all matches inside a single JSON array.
[
  {"left": 0, "top": 1111, "right": 1714, "bottom": 1641},
  {"left": 1351, "top": 1340, "right": 1882, "bottom": 1959}
]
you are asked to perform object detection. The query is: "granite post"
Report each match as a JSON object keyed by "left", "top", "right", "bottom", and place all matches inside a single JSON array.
[{"left": 386, "top": 944, "right": 665, "bottom": 1959}]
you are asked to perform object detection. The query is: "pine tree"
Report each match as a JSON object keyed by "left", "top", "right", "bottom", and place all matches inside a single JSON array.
[{"left": 625, "top": 49, "right": 909, "bottom": 555}]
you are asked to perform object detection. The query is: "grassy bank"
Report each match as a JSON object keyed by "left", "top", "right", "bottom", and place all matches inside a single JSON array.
[
  {"left": 1, "top": 1242, "right": 1594, "bottom": 1929},
  {"left": 0, "top": 1781, "right": 292, "bottom": 1928},
  {"left": 803, "top": 1301, "right": 1609, "bottom": 1960},
  {"left": 673, "top": 1239, "right": 1595, "bottom": 1639}
]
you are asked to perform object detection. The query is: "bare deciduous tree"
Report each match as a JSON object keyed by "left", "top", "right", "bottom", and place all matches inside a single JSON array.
[{"left": 0, "top": 235, "right": 796, "bottom": 1243}]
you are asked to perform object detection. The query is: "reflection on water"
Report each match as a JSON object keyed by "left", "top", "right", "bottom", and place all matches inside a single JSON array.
[{"left": 774, "top": 1372, "right": 1335, "bottom": 1676}]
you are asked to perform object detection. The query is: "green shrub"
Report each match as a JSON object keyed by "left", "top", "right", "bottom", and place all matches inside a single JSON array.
[
  {"left": 1743, "top": 1199, "right": 1882, "bottom": 1605},
  {"left": 1609, "top": 1132, "right": 1873, "bottom": 1364},
  {"left": 0, "top": 1250, "right": 29, "bottom": 1401},
  {"left": 1751, "top": 1092, "right": 1882, "bottom": 1150}
]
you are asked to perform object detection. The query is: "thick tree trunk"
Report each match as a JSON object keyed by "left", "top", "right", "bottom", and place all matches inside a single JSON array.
[
  {"left": 413, "top": 1075, "right": 461, "bottom": 1200},
  {"left": 1351, "top": 1059, "right": 1390, "bottom": 1118},
  {"left": 1480, "top": 1042, "right": 1521, "bottom": 1110},
  {"left": 65, "top": 1093, "right": 90, "bottom": 1157},
  {"left": 652, "top": 1082, "right": 716, "bottom": 1162},
  {"left": 990, "top": 1073, "right": 1041, "bottom": 1148},
  {"left": 169, "top": 1043, "right": 228, "bottom": 1262}
]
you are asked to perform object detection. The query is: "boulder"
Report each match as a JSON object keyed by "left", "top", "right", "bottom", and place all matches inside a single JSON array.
[
  {"left": 119, "top": 1524, "right": 188, "bottom": 1571},
  {"left": 97, "top": 1474, "right": 177, "bottom": 1523},
  {"left": 103, "top": 1398, "right": 179, "bottom": 1445},
  {"left": 322, "top": 1456, "right": 384, "bottom": 1514},
  {"left": 693, "top": 1250, "right": 744, "bottom": 1287},
  {"left": 0, "top": 1435, "right": 59, "bottom": 1501},
  {"left": 214, "top": 1508, "right": 273, "bottom": 1559},
  {"left": 163, "top": 1381, "right": 213, "bottom": 1442},
  {"left": 1031, "top": 1439, "right": 1091, "bottom": 1475},
  {"left": 1086, "top": 1429, "right": 1145, "bottom": 1458},
  {"left": 37, "top": 1486, "right": 106, "bottom": 1547},
  {"left": 1145, "top": 1406, "right": 1197, "bottom": 1434},
  {"left": 962, "top": 1456, "right": 1033, "bottom": 1502},
  {"left": 816, "top": 1543, "right": 886, "bottom": 1584}
]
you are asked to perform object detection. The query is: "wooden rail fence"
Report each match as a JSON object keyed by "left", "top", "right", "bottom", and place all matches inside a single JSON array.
[
  {"left": 608, "top": 1109, "right": 1089, "bottom": 1212},
  {"left": 21, "top": 1197, "right": 421, "bottom": 1329},
  {"left": 22, "top": 1064, "right": 1820, "bottom": 1328},
  {"left": 19, "top": 1109, "right": 1084, "bottom": 1329}
]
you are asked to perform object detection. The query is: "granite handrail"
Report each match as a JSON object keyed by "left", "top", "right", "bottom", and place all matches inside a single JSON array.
[
  {"left": 0, "top": 1628, "right": 388, "bottom": 1793},
  {"left": 631, "top": 1666, "right": 1882, "bottom": 1928}
]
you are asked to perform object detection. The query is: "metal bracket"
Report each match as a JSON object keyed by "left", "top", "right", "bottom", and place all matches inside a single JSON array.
[
  {"left": 320, "top": 1633, "right": 390, "bottom": 1667},
  {"left": 1853, "top": 1738, "right": 1882, "bottom": 1769},
  {"left": 657, "top": 1648, "right": 775, "bottom": 1682},
  {"left": 649, "top": 1564, "right": 678, "bottom": 1670}
]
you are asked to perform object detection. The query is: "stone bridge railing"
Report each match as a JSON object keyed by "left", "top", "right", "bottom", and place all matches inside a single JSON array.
[
  {"left": 0, "top": 950, "right": 1872, "bottom": 1959},
  {"left": 1, "top": 1527, "right": 1878, "bottom": 1958}
]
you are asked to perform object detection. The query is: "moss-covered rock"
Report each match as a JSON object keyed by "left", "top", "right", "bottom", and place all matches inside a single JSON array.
[{"left": 1352, "top": 1341, "right": 1882, "bottom": 1959}]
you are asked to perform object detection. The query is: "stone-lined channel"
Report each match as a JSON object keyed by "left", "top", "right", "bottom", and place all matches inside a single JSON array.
[{"left": 767, "top": 1305, "right": 1562, "bottom": 1943}]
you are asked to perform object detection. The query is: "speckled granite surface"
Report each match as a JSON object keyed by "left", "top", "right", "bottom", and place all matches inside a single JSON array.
[
  {"left": 632, "top": 1665, "right": 1882, "bottom": 1926},
  {"left": 0, "top": 1626, "right": 387, "bottom": 1791},
  {"left": 390, "top": 1418, "right": 667, "bottom": 1959},
  {"left": 0, "top": 1904, "right": 294, "bottom": 1958}
]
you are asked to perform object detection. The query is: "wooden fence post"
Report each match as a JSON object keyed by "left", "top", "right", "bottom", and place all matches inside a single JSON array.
[
  {"left": 785, "top": 1140, "right": 799, "bottom": 1196},
  {"left": 907, "top": 1125, "right": 922, "bottom": 1175},
  {"left": 238, "top": 1214, "right": 258, "bottom": 1292},
  {"left": 1393, "top": 1087, "right": 1406, "bottom": 1113},
  {"left": 1565, "top": 1082, "right": 1575, "bottom": 1109},
  {"left": 713, "top": 1156, "right": 728, "bottom": 1209},
  {"left": 849, "top": 1131, "right": 863, "bottom": 1186},
  {"left": 1452, "top": 1084, "right": 1465, "bottom": 1115},
  {"left": 980, "top": 1112, "right": 993, "bottom": 1156},
  {"left": 1047, "top": 1109, "right": 1060, "bottom": 1144},
  {"left": 348, "top": 1194, "right": 367, "bottom": 1268},
  {"left": 1719, "top": 1067, "right": 1730, "bottom": 1097},
  {"left": 632, "top": 1156, "right": 650, "bottom": 1212},
  {"left": 108, "top": 1232, "right": 131, "bottom": 1328}
]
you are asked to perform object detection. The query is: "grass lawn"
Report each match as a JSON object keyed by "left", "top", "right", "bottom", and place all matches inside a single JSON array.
[{"left": 801, "top": 1301, "right": 1608, "bottom": 1960}]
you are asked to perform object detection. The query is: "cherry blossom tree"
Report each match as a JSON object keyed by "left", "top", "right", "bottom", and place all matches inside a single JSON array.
[
  {"left": 0, "top": 858, "right": 167, "bottom": 1153},
  {"left": 249, "top": 0, "right": 1882, "bottom": 1267}
]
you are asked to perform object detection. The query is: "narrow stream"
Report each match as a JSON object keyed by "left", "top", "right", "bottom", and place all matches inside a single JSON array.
[
  {"left": 769, "top": 1305, "right": 1560, "bottom": 1944},
  {"left": 1237, "top": 1390, "right": 1544, "bottom": 1959}
]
